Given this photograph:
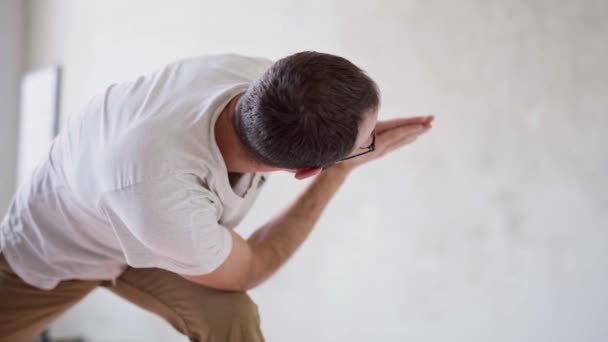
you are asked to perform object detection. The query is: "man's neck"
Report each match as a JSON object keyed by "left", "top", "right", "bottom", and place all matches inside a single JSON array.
[{"left": 214, "top": 95, "right": 258, "bottom": 174}]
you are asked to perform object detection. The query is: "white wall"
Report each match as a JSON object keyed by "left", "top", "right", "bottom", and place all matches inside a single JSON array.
[
  {"left": 0, "top": 0, "right": 25, "bottom": 215},
  {"left": 25, "top": 1, "right": 608, "bottom": 341}
]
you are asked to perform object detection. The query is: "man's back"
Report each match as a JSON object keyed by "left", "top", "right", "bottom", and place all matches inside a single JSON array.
[{"left": 0, "top": 54, "right": 272, "bottom": 290}]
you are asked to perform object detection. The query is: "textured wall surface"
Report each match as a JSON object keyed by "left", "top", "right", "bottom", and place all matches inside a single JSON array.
[{"left": 24, "top": 0, "right": 608, "bottom": 341}]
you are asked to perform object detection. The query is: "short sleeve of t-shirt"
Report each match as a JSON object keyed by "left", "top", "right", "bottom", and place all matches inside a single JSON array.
[{"left": 99, "top": 173, "right": 232, "bottom": 275}]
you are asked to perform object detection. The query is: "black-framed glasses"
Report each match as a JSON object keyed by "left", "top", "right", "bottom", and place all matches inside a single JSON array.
[
  {"left": 338, "top": 130, "right": 376, "bottom": 162},
  {"left": 321, "top": 131, "right": 376, "bottom": 170}
]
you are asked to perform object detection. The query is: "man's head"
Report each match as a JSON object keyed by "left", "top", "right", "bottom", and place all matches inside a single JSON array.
[{"left": 233, "top": 51, "right": 380, "bottom": 176}]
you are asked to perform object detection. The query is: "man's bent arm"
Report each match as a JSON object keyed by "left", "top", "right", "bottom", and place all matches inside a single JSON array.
[
  {"left": 182, "top": 117, "right": 433, "bottom": 291},
  {"left": 181, "top": 166, "right": 350, "bottom": 291}
]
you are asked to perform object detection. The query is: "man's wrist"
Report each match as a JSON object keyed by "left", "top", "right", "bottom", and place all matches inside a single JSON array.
[{"left": 321, "top": 164, "right": 352, "bottom": 181}]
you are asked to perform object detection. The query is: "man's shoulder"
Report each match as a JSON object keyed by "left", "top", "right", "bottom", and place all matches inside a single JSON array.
[
  {"left": 181, "top": 53, "right": 273, "bottom": 67},
  {"left": 171, "top": 54, "right": 274, "bottom": 81}
]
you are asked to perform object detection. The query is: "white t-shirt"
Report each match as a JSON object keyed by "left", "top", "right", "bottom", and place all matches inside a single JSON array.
[{"left": 0, "top": 54, "right": 273, "bottom": 290}]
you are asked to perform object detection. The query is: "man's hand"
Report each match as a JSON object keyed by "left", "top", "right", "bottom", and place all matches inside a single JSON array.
[{"left": 338, "top": 115, "right": 434, "bottom": 171}]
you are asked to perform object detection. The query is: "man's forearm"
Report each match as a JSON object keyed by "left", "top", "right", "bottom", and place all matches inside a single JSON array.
[{"left": 245, "top": 166, "right": 350, "bottom": 288}]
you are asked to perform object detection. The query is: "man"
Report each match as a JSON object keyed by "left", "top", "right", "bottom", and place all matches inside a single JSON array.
[{"left": 0, "top": 51, "right": 433, "bottom": 341}]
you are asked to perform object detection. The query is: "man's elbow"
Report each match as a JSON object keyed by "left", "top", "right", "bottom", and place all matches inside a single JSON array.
[
  {"left": 180, "top": 236, "right": 266, "bottom": 291},
  {"left": 226, "top": 282, "right": 256, "bottom": 292},
  {"left": 219, "top": 271, "right": 265, "bottom": 292},
  {"left": 180, "top": 267, "right": 261, "bottom": 292},
  {"left": 215, "top": 278, "right": 257, "bottom": 292}
]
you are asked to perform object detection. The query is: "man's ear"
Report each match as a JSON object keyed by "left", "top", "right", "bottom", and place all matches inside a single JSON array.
[{"left": 294, "top": 167, "right": 323, "bottom": 180}]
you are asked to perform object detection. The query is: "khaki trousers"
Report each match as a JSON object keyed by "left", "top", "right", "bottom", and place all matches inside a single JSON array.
[{"left": 0, "top": 254, "right": 264, "bottom": 342}]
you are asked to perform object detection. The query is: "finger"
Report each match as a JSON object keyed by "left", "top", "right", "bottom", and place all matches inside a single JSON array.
[
  {"left": 376, "top": 115, "right": 434, "bottom": 133},
  {"left": 377, "top": 124, "right": 427, "bottom": 146},
  {"left": 385, "top": 133, "right": 420, "bottom": 153},
  {"left": 381, "top": 132, "right": 425, "bottom": 157},
  {"left": 376, "top": 117, "right": 426, "bottom": 133},
  {"left": 379, "top": 126, "right": 430, "bottom": 155},
  {"left": 377, "top": 128, "right": 425, "bottom": 151}
]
